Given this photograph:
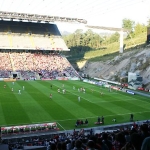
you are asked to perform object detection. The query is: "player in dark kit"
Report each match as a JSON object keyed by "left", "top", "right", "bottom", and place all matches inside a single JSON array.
[
  {"left": 50, "top": 84, "right": 52, "bottom": 89},
  {"left": 130, "top": 114, "right": 134, "bottom": 121}
]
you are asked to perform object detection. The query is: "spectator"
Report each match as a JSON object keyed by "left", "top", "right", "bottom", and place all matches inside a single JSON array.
[
  {"left": 130, "top": 133, "right": 142, "bottom": 150},
  {"left": 98, "top": 117, "right": 101, "bottom": 123},
  {"left": 73, "top": 140, "right": 84, "bottom": 150},
  {"left": 141, "top": 137, "right": 150, "bottom": 150},
  {"left": 87, "top": 140, "right": 95, "bottom": 150}
]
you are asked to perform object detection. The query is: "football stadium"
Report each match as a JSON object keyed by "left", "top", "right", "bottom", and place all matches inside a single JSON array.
[{"left": 0, "top": 0, "right": 150, "bottom": 150}]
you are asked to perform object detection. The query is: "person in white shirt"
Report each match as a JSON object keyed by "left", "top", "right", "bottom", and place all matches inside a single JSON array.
[
  {"left": 18, "top": 89, "right": 21, "bottom": 94},
  {"left": 78, "top": 96, "right": 80, "bottom": 102},
  {"left": 62, "top": 89, "right": 65, "bottom": 94}
]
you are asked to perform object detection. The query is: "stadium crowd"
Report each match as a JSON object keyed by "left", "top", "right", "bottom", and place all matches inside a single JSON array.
[
  {"left": 3, "top": 120, "right": 150, "bottom": 150},
  {"left": 0, "top": 52, "right": 79, "bottom": 80},
  {"left": 0, "top": 53, "right": 11, "bottom": 78}
]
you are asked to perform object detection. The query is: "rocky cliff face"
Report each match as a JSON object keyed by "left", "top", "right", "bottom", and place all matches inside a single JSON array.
[{"left": 78, "top": 47, "right": 150, "bottom": 88}]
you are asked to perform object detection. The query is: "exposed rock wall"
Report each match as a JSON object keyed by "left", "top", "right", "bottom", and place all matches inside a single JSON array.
[{"left": 79, "top": 47, "right": 150, "bottom": 88}]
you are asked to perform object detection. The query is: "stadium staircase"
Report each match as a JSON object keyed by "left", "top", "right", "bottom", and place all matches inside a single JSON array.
[
  {"left": 29, "top": 34, "right": 35, "bottom": 48},
  {"left": 45, "top": 28, "right": 55, "bottom": 50},
  {"left": 35, "top": 72, "right": 41, "bottom": 80},
  {"left": 8, "top": 53, "right": 15, "bottom": 71},
  {"left": 31, "top": 56, "right": 41, "bottom": 80},
  {"left": 28, "top": 28, "right": 35, "bottom": 48},
  {"left": 21, "top": 54, "right": 28, "bottom": 71},
  {"left": 63, "top": 56, "right": 81, "bottom": 78},
  {"left": 49, "top": 35, "right": 56, "bottom": 50},
  {"left": 7, "top": 26, "right": 13, "bottom": 48},
  {"left": 7, "top": 34, "right": 13, "bottom": 48}
]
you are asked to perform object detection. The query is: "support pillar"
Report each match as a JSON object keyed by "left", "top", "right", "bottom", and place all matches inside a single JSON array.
[{"left": 119, "top": 30, "right": 123, "bottom": 53}]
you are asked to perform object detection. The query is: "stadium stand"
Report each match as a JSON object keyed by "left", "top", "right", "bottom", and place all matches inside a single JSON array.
[
  {"left": 0, "top": 20, "right": 80, "bottom": 80},
  {"left": 0, "top": 51, "right": 79, "bottom": 80},
  {"left": 0, "top": 21, "right": 69, "bottom": 50},
  {"left": 1, "top": 120, "right": 150, "bottom": 150}
]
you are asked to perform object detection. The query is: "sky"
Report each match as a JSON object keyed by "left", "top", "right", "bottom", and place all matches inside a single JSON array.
[{"left": 0, "top": 0, "right": 150, "bottom": 32}]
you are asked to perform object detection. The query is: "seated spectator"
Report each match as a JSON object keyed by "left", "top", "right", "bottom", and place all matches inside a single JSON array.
[{"left": 80, "top": 120, "right": 83, "bottom": 125}]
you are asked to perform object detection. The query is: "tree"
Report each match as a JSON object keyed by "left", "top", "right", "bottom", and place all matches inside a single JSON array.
[
  {"left": 134, "top": 23, "right": 146, "bottom": 36},
  {"left": 109, "top": 32, "right": 120, "bottom": 43},
  {"left": 103, "top": 32, "right": 120, "bottom": 44},
  {"left": 122, "top": 18, "right": 135, "bottom": 30}
]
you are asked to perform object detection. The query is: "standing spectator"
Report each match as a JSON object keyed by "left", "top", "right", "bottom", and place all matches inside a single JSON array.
[
  {"left": 141, "top": 137, "right": 150, "bottom": 150},
  {"left": 140, "top": 124, "right": 150, "bottom": 140},
  {"left": 85, "top": 119, "right": 88, "bottom": 125},
  {"left": 73, "top": 140, "right": 83, "bottom": 150},
  {"left": 103, "top": 133, "right": 113, "bottom": 149},
  {"left": 98, "top": 116, "right": 101, "bottom": 123},
  {"left": 102, "top": 116, "right": 104, "bottom": 124},
  {"left": 90, "top": 128, "right": 93, "bottom": 136},
  {"left": 130, "top": 133, "right": 142, "bottom": 150}
]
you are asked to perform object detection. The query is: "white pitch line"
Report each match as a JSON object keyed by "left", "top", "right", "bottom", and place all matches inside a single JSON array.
[
  {"left": 2, "top": 110, "right": 150, "bottom": 127},
  {"left": 57, "top": 122, "right": 66, "bottom": 131},
  {"left": 57, "top": 110, "right": 150, "bottom": 122},
  {"left": 91, "top": 98, "right": 138, "bottom": 103},
  {"left": 32, "top": 110, "right": 150, "bottom": 123}
]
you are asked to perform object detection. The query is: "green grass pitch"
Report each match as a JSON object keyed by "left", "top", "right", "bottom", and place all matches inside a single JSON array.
[{"left": 0, "top": 80, "right": 150, "bottom": 130}]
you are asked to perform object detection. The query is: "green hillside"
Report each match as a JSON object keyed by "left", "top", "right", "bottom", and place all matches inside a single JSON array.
[{"left": 62, "top": 20, "right": 147, "bottom": 63}]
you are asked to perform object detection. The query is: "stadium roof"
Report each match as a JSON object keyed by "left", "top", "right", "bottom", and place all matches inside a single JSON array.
[
  {"left": 86, "top": 25, "right": 131, "bottom": 32},
  {"left": 0, "top": 11, "right": 87, "bottom": 24},
  {"left": 0, "top": 0, "right": 149, "bottom": 29}
]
